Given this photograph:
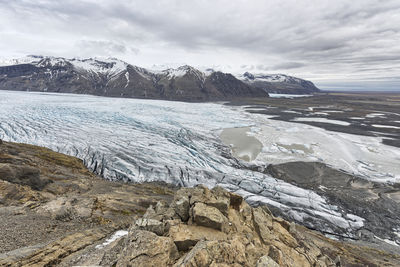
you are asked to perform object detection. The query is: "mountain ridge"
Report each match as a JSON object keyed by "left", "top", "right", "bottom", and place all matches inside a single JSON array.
[
  {"left": 0, "top": 55, "right": 269, "bottom": 101},
  {"left": 0, "top": 55, "right": 319, "bottom": 101},
  {"left": 239, "top": 71, "right": 320, "bottom": 94}
]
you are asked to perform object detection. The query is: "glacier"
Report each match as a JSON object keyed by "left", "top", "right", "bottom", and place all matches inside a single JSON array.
[{"left": 0, "top": 90, "right": 392, "bottom": 238}]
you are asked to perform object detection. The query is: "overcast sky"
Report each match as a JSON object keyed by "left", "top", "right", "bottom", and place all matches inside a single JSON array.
[{"left": 1, "top": 0, "right": 399, "bottom": 91}]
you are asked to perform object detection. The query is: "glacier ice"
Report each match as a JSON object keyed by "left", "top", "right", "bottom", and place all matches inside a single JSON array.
[{"left": 0, "top": 90, "right": 378, "bottom": 237}]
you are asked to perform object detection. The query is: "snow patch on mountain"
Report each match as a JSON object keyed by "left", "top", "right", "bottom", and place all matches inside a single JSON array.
[
  {"left": 70, "top": 57, "right": 128, "bottom": 76},
  {"left": 239, "top": 72, "right": 303, "bottom": 83},
  {"left": 161, "top": 65, "right": 208, "bottom": 81},
  {"left": 0, "top": 55, "right": 43, "bottom": 66},
  {"left": 0, "top": 55, "right": 130, "bottom": 78}
]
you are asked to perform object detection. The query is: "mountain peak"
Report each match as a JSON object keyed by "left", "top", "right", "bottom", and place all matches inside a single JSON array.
[
  {"left": 161, "top": 65, "right": 206, "bottom": 80},
  {"left": 238, "top": 72, "right": 320, "bottom": 94},
  {"left": 0, "top": 56, "right": 269, "bottom": 101}
]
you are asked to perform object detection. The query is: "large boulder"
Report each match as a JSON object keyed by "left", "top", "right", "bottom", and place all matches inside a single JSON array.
[
  {"left": 174, "top": 237, "right": 248, "bottom": 267},
  {"left": 168, "top": 223, "right": 227, "bottom": 251},
  {"left": 173, "top": 196, "right": 190, "bottom": 221},
  {"left": 192, "top": 202, "right": 228, "bottom": 231},
  {"left": 134, "top": 218, "right": 166, "bottom": 236},
  {"left": 177, "top": 185, "right": 231, "bottom": 216},
  {"left": 116, "top": 230, "right": 179, "bottom": 267},
  {"left": 252, "top": 206, "right": 274, "bottom": 244},
  {"left": 256, "top": 255, "right": 280, "bottom": 267}
]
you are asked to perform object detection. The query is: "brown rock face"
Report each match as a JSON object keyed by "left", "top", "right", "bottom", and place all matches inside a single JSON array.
[
  {"left": 0, "top": 141, "right": 176, "bottom": 266},
  {"left": 0, "top": 164, "right": 50, "bottom": 190},
  {"left": 192, "top": 202, "right": 228, "bottom": 231},
  {"left": 108, "top": 185, "right": 400, "bottom": 267},
  {"left": 116, "top": 230, "right": 179, "bottom": 267}
]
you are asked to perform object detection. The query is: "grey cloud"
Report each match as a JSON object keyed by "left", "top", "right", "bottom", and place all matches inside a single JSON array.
[
  {"left": 273, "top": 62, "right": 306, "bottom": 70},
  {"left": 75, "top": 40, "right": 139, "bottom": 56},
  {"left": 0, "top": 0, "right": 400, "bottom": 90}
]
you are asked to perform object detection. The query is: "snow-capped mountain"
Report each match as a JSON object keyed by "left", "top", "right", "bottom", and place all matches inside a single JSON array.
[
  {"left": 238, "top": 72, "right": 320, "bottom": 94},
  {"left": 0, "top": 56, "right": 268, "bottom": 101}
]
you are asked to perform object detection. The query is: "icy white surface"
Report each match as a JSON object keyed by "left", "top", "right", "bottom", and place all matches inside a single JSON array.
[
  {"left": 3, "top": 90, "right": 397, "bottom": 235},
  {"left": 240, "top": 73, "right": 303, "bottom": 83},
  {"left": 70, "top": 57, "right": 128, "bottom": 75},
  {"left": 162, "top": 65, "right": 207, "bottom": 81},
  {"left": 244, "top": 112, "right": 400, "bottom": 183},
  {"left": 372, "top": 124, "right": 400, "bottom": 129},
  {"left": 366, "top": 113, "right": 386, "bottom": 118},
  {"left": 269, "top": 94, "right": 313, "bottom": 98},
  {"left": 0, "top": 55, "right": 42, "bottom": 66},
  {"left": 95, "top": 230, "right": 128, "bottom": 249},
  {"left": 292, "top": 117, "right": 351, "bottom": 126}
]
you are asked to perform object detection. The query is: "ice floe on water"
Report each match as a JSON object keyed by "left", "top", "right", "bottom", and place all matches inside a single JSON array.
[
  {"left": 282, "top": 110, "right": 302, "bottom": 114},
  {"left": 372, "top": 124, "right": 400, "bottom": 129},
  {"left": 292, "top": 117, "right": 351, "bottom": 126},
  {"left": 349, "top": 117, "right": 364, "bottom": 120},
  {"left": 269, "top": 94, "right": 313, "bottom": 98},
  {"left": 366, "top": 113, "right": 386, "bottom": 118}
]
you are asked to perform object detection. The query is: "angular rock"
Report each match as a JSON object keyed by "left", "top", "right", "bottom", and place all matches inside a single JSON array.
[
  {"left": 169, "top": 224, "right": 199, "bottom": 251},
  {"left": 173, "top": 196, "right": 190, "bottom": 221},
  {"left": 134, "top": 218, "right": 166, "bottom": 236},
  {"left": 252, "top": 206, "right": 273, "bottom": 244},
  {"left": 116, "top": 230, "right": 179, "bottom": 267},
  {"left": 229, "top": 192, "right": 243, "bottom": 211},
  {"left": 174, "top": 237, "right": 247, "bottom": 267},
  {"left": 1, "top": 228, "right": 110, "bottom": 267},
  {"left": 256, "top": 255, "right": 280, "bottom": 267},
  {"left": 178, "top": 185, "right": 230, "bottom": 216},
  {"left": 168, "top": 224, "right": 227, "bottom": 251},
  {"left": 268, "top": 246, "right": 283, "bottom": 266},
  {"left": 272, "top": 221, "right": 298, "bottom": 248},
  {"left": 192, "top": 202, "right": 228, "bottom": 231}
]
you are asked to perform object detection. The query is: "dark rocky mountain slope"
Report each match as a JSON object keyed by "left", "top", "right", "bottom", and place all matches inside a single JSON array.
[
  {"left": 0, "top": 56, "right": 268, "bottom": 101},
  {"left": 238, "top": 72, "right": 320, "bottom": 94}
]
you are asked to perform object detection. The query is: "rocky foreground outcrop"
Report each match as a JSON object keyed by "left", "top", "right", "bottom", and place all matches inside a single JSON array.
[
  {"left": 1, "top": 141, "right": 400, "bottom": 266},
  {"left": 75, "top": 185, "right": 400, "bottom": 267}
]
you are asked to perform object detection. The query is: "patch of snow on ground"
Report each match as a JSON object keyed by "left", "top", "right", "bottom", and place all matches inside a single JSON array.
[
  {"left": 95, "top": 230, "right": 128, "bottom": 249},
  {"left": 283, "top": 110, "right": 302, "bottom": 114},
  {"left": 366, "top": 113, "right": 386, "bottom": 118},
  {"left": 269, "top": 94, "right": 313, "bottom": 98},
  {"left": 372, "top": 124, "right": 400, "bottom": 129},
  {"left": 292, "top": 117, "right": 351, "bottom": 126},
  {"left": 324, "top": 110, "right": 344, "bottom": 113},
  {"left": 375, "top": 236, "right": 399, "bottom": 247},
  {"left": 245, "top": 108, "right": 267, "bottom": 112}
]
